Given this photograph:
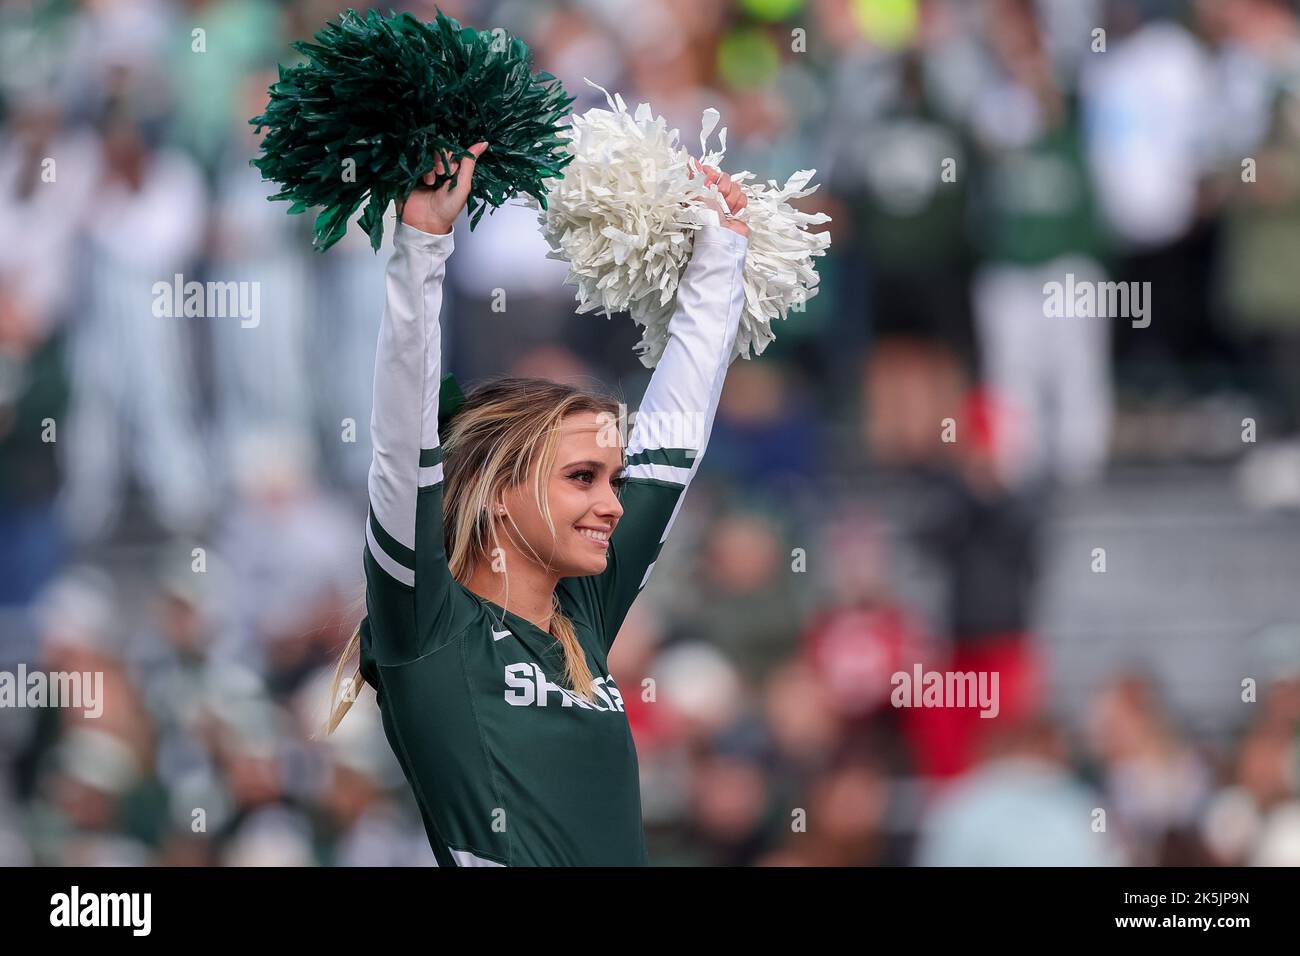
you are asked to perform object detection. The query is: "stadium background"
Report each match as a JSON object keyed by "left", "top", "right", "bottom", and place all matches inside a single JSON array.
[{"left": 2, "top": 0, "right": 1300, "bottom": 866}]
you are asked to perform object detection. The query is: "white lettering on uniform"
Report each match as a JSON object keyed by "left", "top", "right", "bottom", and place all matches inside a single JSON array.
[
  {"left": 502, "top": 664, "right": 625, "bottom": 711},
  {"left": 504, "top": 663, "right": 535, "bottom": 706},
  {"left": 532, "top": 664, "right": 569, "bottom": 706},
  {"left": 590, "top": 677, "right": 615, "bottom": 712}
]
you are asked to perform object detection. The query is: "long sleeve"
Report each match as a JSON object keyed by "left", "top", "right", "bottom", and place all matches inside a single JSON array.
[
  {"left": 573, "top": 225, "right": 748, "bottom": 649},
  {"left": 362, "top": 221, "right": 463, "bottom": 668}
]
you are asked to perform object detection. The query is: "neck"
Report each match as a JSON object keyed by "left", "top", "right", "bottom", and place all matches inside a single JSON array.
[{"left": 463, "top": 552, "right": 560, "bottom": 634}]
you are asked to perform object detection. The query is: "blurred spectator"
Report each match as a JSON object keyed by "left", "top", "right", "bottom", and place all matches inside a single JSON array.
[
  {"left": 30, "top": 728, "right": 157, "bottom": 866},
  {"left": 216, "top": 428, "right": 356, "bottom": 694},
  {"left": 292, "top": 675, "right": 436, "bottom": 866},
  {"left": 1211, "top": 0, "right": 1300, "bottom": 431},
  {"left": 680, "top": 726, "right": 780, "bottom": 866},
  {"left": 60, "top": 97, "right": 212, "bottom": 539},
  {"left": 28, "top": 567, "right": 154, "bottom": 763},
  {"left": 800, "top": 508, "right": 933, "bottom": 745},
  {"left": 309, "top": 203, "right": 391, "bottom": 491},
  {"left": 166, "top": 0, "right": 284, "bottom": 171},
  {"left": 209, "top": 69, "right": 317, "bottom": 485},
  {"left": 1083, "top": 4, "right": 1229, "bottom": 394},
  {"left": 1082, "top": 6, "right": 1212, "bottom": 249},
  {"left": 1201, "top": 724, "right": 1299, "bottom": 865},
  {"left": 863, "top": 336, "right": 967, "bottom": 467},
  {"left": 905, "top": 390, "right": 1047, "bottom": 777},
  {"left": 707, "top": 361, "right": 824, "bottom": 501},
  {"left": 968, "top": 0, "right": 1112, "bottom": 487},
  {"left": 918, "top": 717, "right": 1119, "bottom": 866},
  {"left": 1084, "top": 672, "right": 1215, "bottom": 865},
  {"left": 767, "top": 742, "right": 898, "bottom": 866},
  {"left": 0, "top": 100, "right": 98, "bottom": 337},
  {"left": 0, "top": 99, "right": 96, "bottom": 610},
  {"left": 446, "top": 199, "right": 589, "bottom": 381},
  {"left": 673, "top": 507, "right": 807, "bottom": 685},
  {"left": 834, "top": 48, "right": 975, "bottom": 358}
]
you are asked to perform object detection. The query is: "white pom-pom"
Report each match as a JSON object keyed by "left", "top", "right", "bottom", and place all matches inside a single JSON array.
[
  {"left": 538, "top": 80, "right": 832, "bottom": 367},
  {"left": 732, "top": 169, "right": 832, "bottom": 362}
]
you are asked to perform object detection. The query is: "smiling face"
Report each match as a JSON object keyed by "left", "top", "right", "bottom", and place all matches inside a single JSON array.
[{"left": 498, "top": 410, "right": 626, "bottom": 577}]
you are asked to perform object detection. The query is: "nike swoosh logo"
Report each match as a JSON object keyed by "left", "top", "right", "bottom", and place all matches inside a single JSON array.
[{"left": 492, "top": 629, "right": 512, "bottom": 641}]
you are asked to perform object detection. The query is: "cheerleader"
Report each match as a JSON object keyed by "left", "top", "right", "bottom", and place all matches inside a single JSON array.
[{"left": 326, "top": 140, "right": 749, "bottom": 866}]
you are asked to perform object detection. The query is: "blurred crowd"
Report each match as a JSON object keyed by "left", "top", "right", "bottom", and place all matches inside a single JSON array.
[{"left": 2, "top": 0, "right": 1300, "bottom": 866}]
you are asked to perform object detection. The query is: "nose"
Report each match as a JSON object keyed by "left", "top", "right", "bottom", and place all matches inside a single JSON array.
[{"left": 596, "top": 482, "right": 624, "bottom": 522}]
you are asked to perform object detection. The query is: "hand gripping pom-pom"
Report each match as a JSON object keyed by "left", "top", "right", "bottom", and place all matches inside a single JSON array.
[
  {"left": 537, "top": 80, "right": 831, "bottom": 367},
  {"left": 250, "top": 9, "right": 574, "bottom": 252}
]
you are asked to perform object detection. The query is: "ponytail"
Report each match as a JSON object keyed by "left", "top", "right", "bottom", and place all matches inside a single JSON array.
[
  {"left": 548, "top": 593, "right": 595, "bottom": 703},
  {"left": 318, "top": 625, "right": 362, "bottom": 738}
]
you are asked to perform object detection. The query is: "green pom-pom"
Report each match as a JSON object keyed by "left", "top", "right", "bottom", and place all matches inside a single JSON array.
[{"left": 249, "top": 8, "right": 574, "bottom": 252}]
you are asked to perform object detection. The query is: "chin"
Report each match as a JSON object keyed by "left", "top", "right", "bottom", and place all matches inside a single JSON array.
[{"left": 562, "top": 548, "right": 610, "bottom": 577}]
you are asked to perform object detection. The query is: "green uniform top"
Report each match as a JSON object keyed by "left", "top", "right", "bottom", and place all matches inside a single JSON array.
[{"left": 357, "top": 220, "right": 748, "bottom": 866}]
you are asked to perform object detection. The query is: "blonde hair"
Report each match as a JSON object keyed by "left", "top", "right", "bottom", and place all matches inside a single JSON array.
[{"left": 324, "top": 376, "right": 624, "bottom": 735}]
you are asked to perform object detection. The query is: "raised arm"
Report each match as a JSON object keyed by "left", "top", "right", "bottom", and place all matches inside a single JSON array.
[
  {"left": 362, "top": 143, "right": 487, "bottom": 668},
  {"left": 579, "top": 168, "right": 750, "bottom": 648}
]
